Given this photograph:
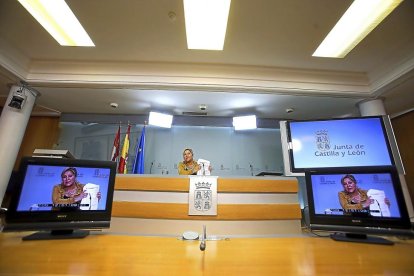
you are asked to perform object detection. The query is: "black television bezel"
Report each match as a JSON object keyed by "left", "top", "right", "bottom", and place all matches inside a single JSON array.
[
  {"left": 3, "top": 157, "right": 117, "bottom": 232},
  {"left": 305, "top": 167, "right": 412, "bottom": 235},
  {"left": 286, "top": 116, "right": 395, "bottom": 173}
]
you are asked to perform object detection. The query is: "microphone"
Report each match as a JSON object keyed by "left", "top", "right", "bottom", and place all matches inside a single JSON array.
[
  {"left": 200, "top": 225, "right": 206, "bottom": 251},
  {"left": 149, "top": 161, "right": 154, "bottom": 174},
  {"left": 250, "top": 163, "right": 253, "bottom": 176}
]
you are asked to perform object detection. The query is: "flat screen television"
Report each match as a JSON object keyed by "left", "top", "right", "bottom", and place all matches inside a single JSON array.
[
  {"left": 285, "top": 116, "right": 395, "bottom": 173},
  {"left": 3, "top": 157, "right": 117, "bottom": 240},
  {"left": 305, "top": 167, "right": 412, "bottom": 244}
]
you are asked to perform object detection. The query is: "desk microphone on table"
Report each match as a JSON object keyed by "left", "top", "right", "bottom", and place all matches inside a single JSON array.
[{"left": 200, "top": 225, "right": 206, "bottom": 251}]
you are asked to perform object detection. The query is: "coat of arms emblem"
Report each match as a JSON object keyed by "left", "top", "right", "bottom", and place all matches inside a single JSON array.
[
  {"left": 315, "top": 130, "right": 330, "bottom": 151},
  {"left": 194, "top": 182, "right": 212, "bottom": 212},
  {"left": 188, "top": 176, "right": 217, "bottom": 216}
]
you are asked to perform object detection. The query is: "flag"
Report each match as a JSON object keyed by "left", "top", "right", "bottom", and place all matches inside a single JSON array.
[
  {"left": 110, "top": 125, "right": 121, "bottom": 161},
  {"left": 132, "top": 125, "right": 146, "bottom": 174},
  {"left": 118, "top": 124, "right": 131, "bottom": 174}
]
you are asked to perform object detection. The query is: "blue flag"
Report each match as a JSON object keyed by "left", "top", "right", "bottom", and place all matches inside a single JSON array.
[{"left": 132, "top": 126, "right": 146, "bottom": 174}]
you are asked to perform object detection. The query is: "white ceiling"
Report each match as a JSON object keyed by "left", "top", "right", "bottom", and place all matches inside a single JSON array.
[{"left": 0, "top": 0, "right": 413, "bottom": 121}]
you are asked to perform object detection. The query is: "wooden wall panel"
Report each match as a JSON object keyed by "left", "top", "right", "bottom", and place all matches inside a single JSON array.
[
  {"left": 218, "top": 178, "right": 298, "bottom": 193},
  {"left": 115, "top": 177, "right": 188, "bottom": 192},
  {"left": 391, "top": 111, "right": 414, "bottom": 205},
  {"left": 113, "top": 175, "right": 301, "bottom": 222},
  {"left": 115, "top": 176, "right": 298, "bottom": 193},
  {"left": 112, "top": 201, "right": 301, "bottom": 220},
  {"left": 14, "top": 116, "right": 60, "bottom": 170}
]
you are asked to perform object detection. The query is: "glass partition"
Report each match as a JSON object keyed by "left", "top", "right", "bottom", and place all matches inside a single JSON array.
[{"left": 57, "top": 122, "right": 284, "bottom": 177}]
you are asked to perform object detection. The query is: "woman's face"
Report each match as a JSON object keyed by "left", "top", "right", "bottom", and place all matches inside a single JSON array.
[
  {"left": 183, "top": 150, "right": 193, "bottom": 163},
  {"left": 62, "top": 171, "right": 76, "bottom": 187},
  {"left": 342, "top": 177, "right": 356, "bottom": 193}
]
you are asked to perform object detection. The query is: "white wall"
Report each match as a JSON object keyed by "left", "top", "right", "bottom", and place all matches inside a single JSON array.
[{"left": 57, "top": 123, "right": 284, "bottom": 177}]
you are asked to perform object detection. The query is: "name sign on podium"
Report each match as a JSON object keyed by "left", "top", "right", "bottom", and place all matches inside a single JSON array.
[{"left": 188, "top": 176, "right": 218, "bottom": 216}]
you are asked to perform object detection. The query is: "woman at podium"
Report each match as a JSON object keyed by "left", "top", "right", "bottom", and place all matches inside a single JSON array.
[{"left": 178, "top": 148, "right": 201, "bottom": 175}]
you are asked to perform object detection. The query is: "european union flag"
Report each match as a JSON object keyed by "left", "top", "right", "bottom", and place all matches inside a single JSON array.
[{"left": 132, "top": 126, "right": 146, "bottom": 174}]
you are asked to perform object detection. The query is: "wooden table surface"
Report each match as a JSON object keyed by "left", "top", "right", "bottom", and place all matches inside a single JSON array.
[{"left": 0, "top": 232, "right": 413, "bottom": 275}]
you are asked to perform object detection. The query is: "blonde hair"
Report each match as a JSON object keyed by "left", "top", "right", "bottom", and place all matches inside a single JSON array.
[
  {"left": 60, "top": 167, "right": 80, "bottom": 186},
  {"left": 61, "top": 167, "right": 78, "bottom": 178},
  {"left": 341, "top": 174, "right": 357, "bottom": 185},
  {"left": 183, "top": 148, "right": 193, "bottom": 155}
]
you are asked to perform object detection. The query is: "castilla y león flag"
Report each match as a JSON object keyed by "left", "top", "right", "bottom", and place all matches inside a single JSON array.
[{"left": 110, "top": 125, "right": 121, "bottom": 161}]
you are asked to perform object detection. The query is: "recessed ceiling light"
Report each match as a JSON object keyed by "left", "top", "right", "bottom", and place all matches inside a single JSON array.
[
  {"left": 233, "top": 115, "right": 257, "bottom": 130},
  {"left": 17, "top": 0, "right": 95, "bottom": 47},
  {"left": 183, "top": 0, "right": 231, "bottom": 50},
  {"left": 312, "top": 0, "right": 402, "bottom": 58},
  {"left": 110, "top": 103, "right": 119, "bottom": 109},
  {"left": 168, "top": 11, "right": 177, "bottom": 21}
]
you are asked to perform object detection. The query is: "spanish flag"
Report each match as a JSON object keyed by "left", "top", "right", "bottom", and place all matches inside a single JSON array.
[
  {"left": 118, "top": 124, "right": 131, "bottom": 173},
  {"left": 110, "top": 125, "right": 121, "bottom": 162}
]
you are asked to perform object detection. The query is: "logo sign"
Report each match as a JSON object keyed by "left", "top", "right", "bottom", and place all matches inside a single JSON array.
[
  {"left": 315, "top": 130, "right": 330, "bottom": 151},
  {"left": 188, "top": 176, "right": 217, "bottom": 216}
]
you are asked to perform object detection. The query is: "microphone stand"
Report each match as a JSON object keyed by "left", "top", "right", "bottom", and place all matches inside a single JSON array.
[{"left": 200, "top": 225, "right": 206, "bottom": 251}]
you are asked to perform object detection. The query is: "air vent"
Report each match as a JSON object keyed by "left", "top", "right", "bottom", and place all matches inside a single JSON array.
[{"left": 182, "top": 111, "right": 208, "bottom": 116}]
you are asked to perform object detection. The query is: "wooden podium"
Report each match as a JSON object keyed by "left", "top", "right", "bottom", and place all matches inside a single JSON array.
[{"left": 109, "top": 174, "right": 301, "bottom": 236}]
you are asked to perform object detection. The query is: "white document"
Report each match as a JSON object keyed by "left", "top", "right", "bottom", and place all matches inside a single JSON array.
[
  {"left": 197, "top": 158, "right": 211, "bottom": 176},
  {"left": 367, "top": 189, "right": 391, "bottom": 217},
  {"left": 188, "top": 176, "right": 218, "bottom": 216},
  {"left": 80, "top": 183, "right": 100, "bottom": 210}
]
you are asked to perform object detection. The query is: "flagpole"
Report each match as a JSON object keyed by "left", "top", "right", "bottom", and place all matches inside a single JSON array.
[{"left": 133, "top": 121, "right": 147, "bottom": 174}]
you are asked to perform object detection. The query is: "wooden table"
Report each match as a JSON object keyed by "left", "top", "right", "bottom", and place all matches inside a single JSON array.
[{"left": 0, "top": 232, "right": 413, "bottom": 275}]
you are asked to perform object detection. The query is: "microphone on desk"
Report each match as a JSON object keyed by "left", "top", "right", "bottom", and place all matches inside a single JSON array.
[
  {"left": 250, "top": 163, "right": 253, "bottom": 176},
  {"left": 200, "top": 225, "right": 206, "bottom": 251},
  {"left": 149, "top": 161, "right": 154, "bottom": 174}
]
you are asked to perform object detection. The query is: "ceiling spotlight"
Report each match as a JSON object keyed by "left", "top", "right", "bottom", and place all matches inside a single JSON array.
[
  {"left": 286, "top": 108, "right": 294, "bottom": 113},
  {"left": 168, "top": 11, "right": 177, "bottom": 21},
  {"left": 199, "top": 104, "right": 207, "bottom": 111},
  {"left": 110, "top": 102, "right": 119, "bottom": 109}
]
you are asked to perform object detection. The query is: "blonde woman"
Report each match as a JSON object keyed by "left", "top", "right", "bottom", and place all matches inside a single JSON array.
[{"left": 178, "top": 148, "right": 201, "bottom": 175}]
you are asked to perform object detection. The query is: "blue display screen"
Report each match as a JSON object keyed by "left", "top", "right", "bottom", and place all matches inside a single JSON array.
[
  {"left": 288, "top": 117, "right": 393, "bottom": 170},
  {"left": 310, "top": 172, "right": 401, "bottom": 218},
  {"left": 17, "top": 164, "right": 112, "bottom": 211}
]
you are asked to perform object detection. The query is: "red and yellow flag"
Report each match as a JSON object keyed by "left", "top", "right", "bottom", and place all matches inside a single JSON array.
[
  {"left": 110, "top": 125, "right": 121, "bottom": 161},
  {"left": 118, "top": 124, "right": 131, "bottom": 174}
]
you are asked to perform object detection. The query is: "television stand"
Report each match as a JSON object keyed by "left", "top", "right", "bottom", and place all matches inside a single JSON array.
[
  {"left": 22, "top": 229, "right": 90, "bottom": 241},
  {"left": 330, "top": 232, "right": 394, "bottom": 245}
]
